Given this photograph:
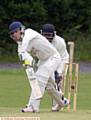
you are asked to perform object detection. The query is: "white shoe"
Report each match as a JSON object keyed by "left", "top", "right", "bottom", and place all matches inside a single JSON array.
[
  {"left": 21, "top": 106, "right": 38, "bottom": 113},
  {"left": 52, "top": 104, "right": 62, "bottom": 112},
  {"left": 52, "top": 98, "right": 70, "bottom": 112}
]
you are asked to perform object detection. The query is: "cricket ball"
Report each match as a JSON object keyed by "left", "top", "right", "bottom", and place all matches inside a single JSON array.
[{"left": 71, "top": 85, "right": 75, "bottom": 89}]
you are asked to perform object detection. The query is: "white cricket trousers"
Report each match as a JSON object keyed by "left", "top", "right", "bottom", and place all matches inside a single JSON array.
[{"left": 27, "top": 53, "right": 63, "bottom": 111}]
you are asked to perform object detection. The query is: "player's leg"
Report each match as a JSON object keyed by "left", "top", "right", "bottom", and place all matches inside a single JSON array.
[
  {"left": 51, "top": 63, "right": 70, "bottom": 111},
  {"left": 46, "top": 78, "right": 70, "bottom": 108},
  {"left": 22, "top": 90, "right": 41, "bottom": 112},
  {"left": 21, "top": 63, "right": 51, "bottom": 112},
  {"left": 22, "top": 53, "right": 64, "bottom": 112}
]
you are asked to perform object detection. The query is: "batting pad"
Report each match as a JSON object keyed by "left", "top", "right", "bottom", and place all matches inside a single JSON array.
[{"left": 30, "top": 80, "right": 42, "bottom": 100}]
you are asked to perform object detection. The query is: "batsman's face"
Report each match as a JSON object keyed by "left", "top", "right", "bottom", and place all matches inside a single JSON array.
[{"left": 10, "top": 29, "right": 21, "bottom": 42}]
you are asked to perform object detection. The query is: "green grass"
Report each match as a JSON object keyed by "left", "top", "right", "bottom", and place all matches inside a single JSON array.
[
  {"left": 0, "top": 68, "right": 52, "bottom": 108},
  {"left": 0, "top": 108, "right": 90, "bottom": 120},
  {"left": 0, "top": 108, "right": 91, "bottom": 120},
  {"left": 0, "top": 68, "right": 91, "bottom": 119},
  {"left": 0, "top": 55, "right": 19, "bottom": 63}
]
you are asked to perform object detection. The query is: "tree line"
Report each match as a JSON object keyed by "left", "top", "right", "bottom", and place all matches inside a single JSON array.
[{"left": 0, "top": 0, "right": 91, "bottom": 55}]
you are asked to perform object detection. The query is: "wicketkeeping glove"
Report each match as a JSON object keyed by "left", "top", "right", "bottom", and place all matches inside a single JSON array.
[{"left": 55, "top": 70, "right": 62, "bottom": 85}]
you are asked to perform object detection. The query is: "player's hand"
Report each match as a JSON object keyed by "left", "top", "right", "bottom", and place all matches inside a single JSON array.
[
  {"left": 18, "top": 52, "right": 33, "bottom": 67},
  {"left": 22, "top": 59, "right": 32, "bottom": 67}
]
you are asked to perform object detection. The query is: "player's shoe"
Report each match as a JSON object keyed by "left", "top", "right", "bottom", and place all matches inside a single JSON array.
[
  {"left": 52, "top": 104, "right": 62, "bottom": 112},
  {"left": 21, "top": 106, "right": 38, "bottom": 113},
  {"left": 52, "top": 98, "right": 70, "bottom": 112}
]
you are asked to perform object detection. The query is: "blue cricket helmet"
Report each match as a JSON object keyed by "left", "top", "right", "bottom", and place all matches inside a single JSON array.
[
  {"left": 41, "top": 24, "right": 55, "bottom": 41},
  {"left": 9, "top": 21, "right": 23, "bottom": 33},
  {"left": 42, "top": 23, "right": 55, "bottom": 33}
]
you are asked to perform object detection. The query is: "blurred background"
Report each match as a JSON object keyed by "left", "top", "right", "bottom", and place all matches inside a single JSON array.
[{"left": 0, "top": 0, "right": 91, "bottom": 63}]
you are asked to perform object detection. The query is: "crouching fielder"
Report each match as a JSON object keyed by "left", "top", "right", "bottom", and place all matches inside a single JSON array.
[{"left": 9, "top": 21, "right": 70, "bottom": 112}]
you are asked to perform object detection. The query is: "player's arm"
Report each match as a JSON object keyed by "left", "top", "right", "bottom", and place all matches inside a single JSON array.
[{"left": 18, "top": 51, "right": 42, "bottom": 99}]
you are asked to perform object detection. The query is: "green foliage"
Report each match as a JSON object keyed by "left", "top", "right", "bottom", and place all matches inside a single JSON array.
[
  {"left": 0, "top": 0, "right": 91, "bottom": 61},
  {"left": 63, "top": 31, "right": 91, "bottom": 61},
  {"left": 7, "top": 0, "right": 47, "bottom": 29}
]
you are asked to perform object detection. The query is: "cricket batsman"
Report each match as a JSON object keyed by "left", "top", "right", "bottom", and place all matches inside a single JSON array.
[
  {"left": 9, "top": 21, "right": 70, "bottom": 112},
  {"left": 41, "top": 23, "right": 69, "bottom": 111}
]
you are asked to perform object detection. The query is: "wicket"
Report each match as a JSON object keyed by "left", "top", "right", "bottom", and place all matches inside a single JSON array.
[
  {"left": 67, "top": 62, "right": 78, "bottom": 112},
  {"left": 62, "top": 41, "right": 79, "bottom": 112}
]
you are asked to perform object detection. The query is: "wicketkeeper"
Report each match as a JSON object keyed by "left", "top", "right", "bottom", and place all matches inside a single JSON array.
[
  {"left": 9, "top": 21, "right": 70, "bottom": 113},
  {"left": 41, "top": 23, "right": 69, "bottom": 111}
]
